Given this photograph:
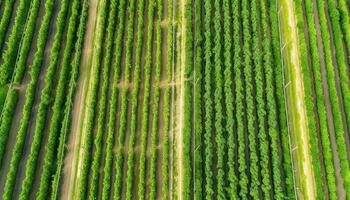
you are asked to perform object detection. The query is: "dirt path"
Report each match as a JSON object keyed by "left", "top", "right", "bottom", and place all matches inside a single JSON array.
[
  {"left": 60, "top": 0, "right": 98, "bottom": 198},
  {"left": 278, "top": 0, "right": 316, "bottom": 198},
  {"left": 176, "top": 0, "right": 185, "bottom": 199}
]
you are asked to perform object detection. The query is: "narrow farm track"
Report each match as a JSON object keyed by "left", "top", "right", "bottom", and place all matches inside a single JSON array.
[
  {"left": 60, "top": 0, "right": 97, "bottom": 198},
  {"left": 2, "top": 0, "right": 350, "bottom": 199},
  {"left": 278, "top": 0, "right": 316, "bottom": 198},
  {"left": 176, "top": 0, "right": 186, "bottom": 198}
]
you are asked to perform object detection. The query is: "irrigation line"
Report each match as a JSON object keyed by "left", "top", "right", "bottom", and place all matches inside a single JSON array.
[
  {"left": 0, "top": 0, "right": 36, "bottom": 122},
  {"left": 276, "top": 0, "right": 298, "bottom": 198}
]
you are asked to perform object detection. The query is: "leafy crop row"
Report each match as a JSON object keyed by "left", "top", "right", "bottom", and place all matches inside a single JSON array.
[
  {"left": 123, "top": 0, "right": 146, "bottom": 199},
  {"left": 112, "top": 0, "right": 137, "bottom": 198},
  {"left": 295, "top": 0, "right": 326, "bottom": 197},
  {"left": 100, "top": 0, "right": 127, "bottom": 198},
  {"left": 0, "top": 0, "right": 32, "bottom": 85},
  {"left": 303, "top": 0, "right": 337, "bottom": 198},
  {"left": 137, "top": 0, "right": 155, "bottom": 198},
  {"left": 18, "top": 0, "right": 72, "bottom": 198},
  {"left": 194, "top": 0, "right": 203, "bottom": 198},
  {"left": 1, "top": 0, "right": 60, "bottom": 198},
  {"left": 0, "top": 0, "right": 16, "bottom": 51},
  {"left": 88, "top": 0, "right": 118, "bottom": 198},
  {"left": 35, "top": 0, "right": 84, "bottom": 198},
  {"left": 326, "top": 0, "right": 350, "bottom": 142},
  {"left": 148, "top": 0, "right": 162, "bottom": 199},
  {"left": 0, "top": 0, "right": 41, "bottom": 164},
  {"left": 242, "top": 0, "right": 260, "bottom": 198},
  {"left": 0, "top": 89, "right": 18, "bottom": 165},
  {"left": 317, "top": 0, "right": 350, "bottom": 195},
  {"left": 267, "top": 0, "right": 294, "bottom": 197},
  {"left": 183, "top": 0, "right": 193, "bottom": 198},
  {"left": 251, "top": 0, "right": 272, "bottom": 198},
  {"left": 77, "top": 0, "right": 109, "bottom": 198},
  {"left": 203, "top": 0, "right": 214, "bottom": 198}
]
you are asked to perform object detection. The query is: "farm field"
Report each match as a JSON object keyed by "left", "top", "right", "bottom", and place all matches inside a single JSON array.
[{"left": 0, "top": 0, "right": 349, "bottom": 199}]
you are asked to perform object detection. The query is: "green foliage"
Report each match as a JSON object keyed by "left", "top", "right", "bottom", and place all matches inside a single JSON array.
[
  {"left": 232, "top": 0, "right": 248, "bottom": 198},
  {"left": 212, "top": 0, "right": 226, "bottom": 198},
  {"left": 317, "top": 0, "right": 350, "bottom": 197},
  {"left": 303, "top": 0, "right": 337, "bottom": 198},
  {"left": 194, "top": 0, "right": 203, "bottom": 198},
  {"left": 251, "top": 0, "right": 273, "bottom": 199},
  {"left": 87, "top": 0, "right": 118, "bottom": 198},
  {"left": 78, "top": 0, "right": 109, "bottom": 199},
  {"left": 13, "top": 0, "right": 41, "bottom": 83},
  {"left": 1, "top": 0, "right": 59, "bottom": 198},
  {"left": 203, "top": 0, "right": 214, "bottom": 198},
  {"left": 0, "top": 0, "right": 16, "bottom": 51},
  {"left": 0, "top": 89, "right": 18, "bottom": 166},
  {"left": 295, "top": 0, "right": 326, "bottom": 197},
  {"left": 18, "top": 0, "right": 72, "bottom": 198},
  {"left": 136, "top": 0, "right": 155, "bottom": 198},
  {"left": 112, "top": 0, "right": 137, "bottom": 198},
  {"left": 242, "top": 0, "right": 260, "bottom": 198},
  {"left": 267, "top": 0, "right": 294, "bottom": 197},
  {"left": 0, "top": 0, "right": 32, "bottom": 85},
  {"left": 34, "top": 0, "right": 84, "bottom": 198},
  {"left": 326, "top": 0, "right": 350, "bottom": 150},
  {"left": 123, "top": 0, "right": 146, "bottom": 199},
  {"left": 100, "top": 0, "right": 127, "bottom": 198},
  {"left": 49, "top": 0, "right": 89, "bottom": 198}
]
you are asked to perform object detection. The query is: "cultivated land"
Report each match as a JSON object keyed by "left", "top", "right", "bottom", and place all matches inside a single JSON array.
[{"left": 0, "top": 0, "right": 350, "bottom": 199}]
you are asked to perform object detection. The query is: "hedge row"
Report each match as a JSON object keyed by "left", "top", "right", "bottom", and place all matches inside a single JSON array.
[
  {"left": 35, "top": 0, "right": 84, "bottom": 199},
  {"left": 49, "top": 1, "right": 89, "bottom": 199},
  {"left": 183, "top": 0, "right": 193, "bottom": 198},
  {"left": 251, "top": 0, "right": 272, "bottom": 199},
  {"left": 100, "top": 0, "right": 127, "bottom": 198},
  {"left": 77, "top": 0, "right": 109, "bottom": 198},
  {"left": 1, "top": 0, "right": 57, "bottom": 198},
  {"left": 326, "top": 0, "right": 350, "bottom": 144},
  {"left": 260, "top": 0, "right": 287, "bottom": 198},
  {"left": 136, "top": 0, "right": 155, "bottom": 198},
  {"left": 13, "top": 0, "right": 41, "bottom": 83},
  {"left": 147, "top": 0, "right": 162, "bottom": 199},
  {"left": 0, "top": 0, "right": 32, "bottom": 85},
  {"left": 317, "top": 0, "right": 350, "bottom": 196},
  {"left": 337, "top": 0, "right": 350, "bottom": 64},
  {"left": 0, "top": 89, "right": 18, "bottom": 166},
  {"left": 17, "top": 0, "right": 72, "bottom": 198},
  {"left": 87, "top": 0, "right": 118, "bottom": 198},
  {"left": 212, "top": 0, "right": 226, "bottom": 198},
  {"left": 203, "top": 0, "right": 214, "bottom": 198},
  {"left": 194, "top": 0, "right": 203, "bottom": 198},
  {"left": 0, "top": 0, "right": 41, "bottom": 167},
  {"left": 304, "top": 0, "right": 337, "bottom": 198},
  {"left": 0, "top": 0, "right": 16, "bottom": 51},
  {"left": 242, "top": 0, "right": 260, "bottom": 198},
  {"left": 112, "top": 0, "right": 137, "bottom": 198},
  {"left": 232, "top": 0, "right": 248, "bottom": 198},
  {"left": 123, "top": 0, "right": 146, "bottom": 199}
]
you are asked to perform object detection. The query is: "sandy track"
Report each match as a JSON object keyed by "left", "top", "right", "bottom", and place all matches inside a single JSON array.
[
  {"left": 59, "top": 0, "right": 98, "bottom": 198},
  {"left": 176, "top": 0, "right": 186, "bottom": 199}
]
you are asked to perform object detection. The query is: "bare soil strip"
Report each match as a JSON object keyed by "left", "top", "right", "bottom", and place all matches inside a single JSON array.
[
  {"left": 278, "top": 0, "right": 316, "bottom": 198},
  {"left": 176, "top": 0, "right": 186, "bottom": 198},
  {"left": 60, "top": 0, "right": 98, "bottom": 198}
]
